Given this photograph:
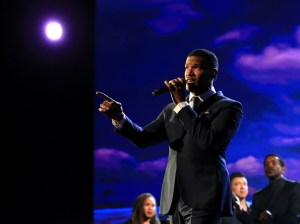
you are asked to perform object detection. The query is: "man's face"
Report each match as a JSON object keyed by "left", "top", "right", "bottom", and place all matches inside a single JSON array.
[
  {"left": 231, "top": 177, "right": 248, "bottom": 200},
  {"left": 264, "top": 156, "right": 285, "bottom": 181},
  {"left": 184, "top": 56, "right": 216, "bottom": 95}
]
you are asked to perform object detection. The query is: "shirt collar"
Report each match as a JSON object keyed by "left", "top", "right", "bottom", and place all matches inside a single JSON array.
[
  {"left": 188, "top": 86, "right": 216, "bottom": 103},
  {"left": 269, "top": 176, "right": 286, "bottom": 185}
]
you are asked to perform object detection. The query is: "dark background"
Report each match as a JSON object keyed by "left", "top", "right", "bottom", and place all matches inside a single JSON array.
[{"left": 2, "top": 0, "right": 95, "bottom": 223}]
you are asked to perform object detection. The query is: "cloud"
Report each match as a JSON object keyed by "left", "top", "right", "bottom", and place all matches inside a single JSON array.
[
  {"left": 137, "top": 157, "right": 168, "bottom": 176},
  {"left": 235, "top": 27, "right": 300, "bottom": 85},
  {"left": 238, "top": 45, "right": 300, "bottom": 71},
  {"left": 228, "top": 156, "right": 264, "bottom": 176},
  {"left": 269, "top": 123, "right": 300, "bottom": 147},
  {"left": 228, "top": 156, "right": 300, "bottom": 181},
  {"left": 284, "top": 158, "right": 300, "bottom": 181},
  {"left": 94, "top": 148, "right": 167, "bottom": 177},
  {"left": 270, "top": 136, "right": 300, "bottom": 147},
  {"left": 94, "top": 148, "right": 136, "bottom": 169},
  {"left": 214, "top": 25, "right": 258, "bottom": 44},
  {"left": 147, "top": 3, "right": 201, "bottom": 34},
  {"left": 273, "top": 123, "right": 300, "bottom": 136}
]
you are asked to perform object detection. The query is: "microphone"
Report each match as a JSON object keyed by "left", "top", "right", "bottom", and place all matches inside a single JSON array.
[
  {"left": 152, "top": 78, "right": 185, "bottom": 96},
  {"left": 152, "top": 86, "right": 170, "bottom": 96}
]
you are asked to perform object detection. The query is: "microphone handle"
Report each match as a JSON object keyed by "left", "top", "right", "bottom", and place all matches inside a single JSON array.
[
  {"left": 152, "top": 78, "right": 185, "bottom": 96},
  {"left": 152, "top": 86, "right": 169, "bottom": 96}
]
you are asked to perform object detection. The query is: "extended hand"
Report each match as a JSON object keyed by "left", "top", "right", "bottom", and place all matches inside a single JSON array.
[{"left": 96, "top": 91, "right": 124, "bottom": 121}]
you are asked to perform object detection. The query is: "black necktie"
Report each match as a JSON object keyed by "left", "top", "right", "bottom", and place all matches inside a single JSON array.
[{"left": 192, "top": 96, "right": 201, "bottom": 109}]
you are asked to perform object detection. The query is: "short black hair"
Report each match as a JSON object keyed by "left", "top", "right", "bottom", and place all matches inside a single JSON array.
[
  {"left": 230, "top": 172, "right": 246, "bottom": 182},
  {"left": 264, "top": 154, "right": 285, "bottom": 167},
  {"left": 187, "top": 49, "right": 219, "bottom": 70}
]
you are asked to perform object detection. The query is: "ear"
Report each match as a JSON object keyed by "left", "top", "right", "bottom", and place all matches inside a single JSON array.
[
  {"left": 281, "top": 166, "right": 286, "bottom": 174},
  {"left": 211, "top": 68, "right": 218, "bottom": 80}
]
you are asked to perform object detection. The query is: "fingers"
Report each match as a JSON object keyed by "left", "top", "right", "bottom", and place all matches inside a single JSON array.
[
  {"left": 164, "top": 77, "right": 186, "bottom": 104},
  {"left": 96, "top": 91, "right": 115, "bottom": 102},
  {"left": 170, "top": 78, "right": 185, "bottom": 87},
  {"left": 96, "top": 91, "right": 117, "bottom": 113},
  {"left": 164, "top": 80, "right": 171, "bottom": 88},
  {"left": 259, "top": 210, "right": 272, "bottom": 221},
  {"left": 99, "top": 101, "right": 111, "bottom": 112},
  {"left": 164, "top": 77, "right": 185, "bottom": 90}
]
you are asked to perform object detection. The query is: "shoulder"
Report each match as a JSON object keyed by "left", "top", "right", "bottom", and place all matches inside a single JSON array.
[
  {"left": 285, "top": 179, "right": 300, "bottom": 190},
  {"left": 217, "top": 92, "right": 243, "bottom": 108},
  {"left": 285, "top": 179, "right": 300, "bottom": 185},
  {"left": 253, "top": 186, "right": 268, "bottom": 198}
]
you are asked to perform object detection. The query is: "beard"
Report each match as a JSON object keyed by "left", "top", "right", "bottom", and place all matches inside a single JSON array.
[{"left": 186, "top": 83, "right": 198, "bottom": 92}]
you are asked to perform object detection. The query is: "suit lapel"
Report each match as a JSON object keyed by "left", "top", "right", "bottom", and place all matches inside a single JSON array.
[{"left": 195, "top": 92, "right": 223, "bottom": 114}]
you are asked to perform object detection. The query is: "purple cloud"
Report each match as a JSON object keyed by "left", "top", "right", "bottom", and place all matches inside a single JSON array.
[
  {"left": 270, "top": 122, "right": 300, "bottom": 147},
  {"left": 235, "top": 27, "right": 300, "bottom": 85},
  {"left": 273, "top": 123, "right": 300, "bottom": 136},
  {"left": 228, "top": 155, "right": 264, "bottom": 177},
  {"left": 238, "top": 46, "right": 300, "bottom": 71},
  {"left": 228, "top": 156, "right": 300, "bottom": 182},
  {"left": 94, "top": 148, "right": 136, "bottom": 169},
  {"left": 214, "top": 25, "right": 258, "bottom": 44},
  {"left": 270, "top": 136, "right": 300, "bottom": 147},
  {"left": 137, "top": 157, "right": 168, "bottom": 176},
  {"left": 284, "top": 158, "right": 300, "bottom": 181},
  {"left": 147, "top": 3, "right": 201, "bottom": 34},
  {"left": 236, "top": 48, "right": 300, "bottom": 84},
  {"left": 94, "top": 148, "right": 168, "bottom": 176}
]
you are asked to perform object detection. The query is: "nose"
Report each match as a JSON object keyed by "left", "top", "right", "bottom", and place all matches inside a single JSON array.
[{"left": 185, "top": 70, "right": 195, "bottom": 77}]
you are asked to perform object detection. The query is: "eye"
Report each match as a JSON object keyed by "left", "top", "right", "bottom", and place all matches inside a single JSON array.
[{"left": 185, "top": 65, "right": 202, "bottom": 70}]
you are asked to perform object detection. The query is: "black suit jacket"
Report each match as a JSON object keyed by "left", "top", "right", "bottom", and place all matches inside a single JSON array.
[
  {"left": 222, "top": 205, "right": 253, "bottom": 224},
  {"left": 116, "top": 91, "right": 243, "bottom": 216},
  {"left": 250, "top": 178, "right": 300, "bottom": 224}
]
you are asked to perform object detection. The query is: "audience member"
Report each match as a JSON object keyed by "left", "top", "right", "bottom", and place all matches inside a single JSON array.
[
  {"left": 124, "top": 193, "right": 161, "bottom": 224},
  {"left": 222, "top": 172, "right": 250, "bottom": 224},
  {"left": 237, "top": 154, "right": 300, "bottom": 224}
]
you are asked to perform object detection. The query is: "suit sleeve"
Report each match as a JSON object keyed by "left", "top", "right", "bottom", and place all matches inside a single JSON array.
[
  {"left": 114, "top": 109, "right": 168, "bottom": 148},
  {"left": 248, "top": 193, "right": 260, "bottom": 224},
  {"left": 273, "top": 182, "right": 300, "bottom": 224}
]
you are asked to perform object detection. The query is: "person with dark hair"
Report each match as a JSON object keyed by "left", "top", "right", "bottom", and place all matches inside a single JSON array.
[
  {"left": 97, "top": 48, "right": 243, "bottom": 224},
  {"left": 124, "top": 193, "right": 161, "bottom": 224},
  {"left": 222, "top": 172, "right": 250, "bottom": 224},
  {"left": 249, "top": 154, "right": 300, "bottom": 224}
]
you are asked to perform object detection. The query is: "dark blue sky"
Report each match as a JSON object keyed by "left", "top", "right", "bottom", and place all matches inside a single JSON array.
[{"left": 94, "top": 0, "right": 300, "bottom": 209}]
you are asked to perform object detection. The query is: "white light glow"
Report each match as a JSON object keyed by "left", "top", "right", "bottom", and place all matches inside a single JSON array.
[{"left": 45, "top": 22, "right": 63, "bottom": 41}]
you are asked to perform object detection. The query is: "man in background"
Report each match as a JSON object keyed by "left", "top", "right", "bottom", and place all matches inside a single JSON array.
[
  {"left": 222, "top": 172, "right": 251, "bottom": 224},
  {"left": 237, "top": 154, "right": 300, "bottom": 224}
]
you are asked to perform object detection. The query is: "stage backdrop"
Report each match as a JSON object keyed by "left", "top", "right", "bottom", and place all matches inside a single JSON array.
[{"left": 94, "top": 0, "right": 300, "bottom": 221}]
